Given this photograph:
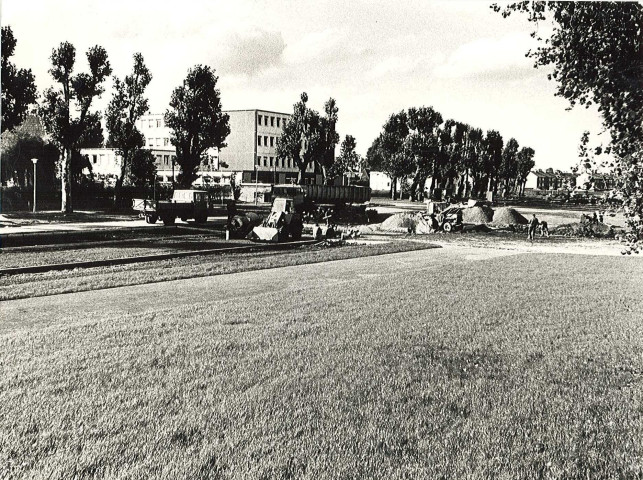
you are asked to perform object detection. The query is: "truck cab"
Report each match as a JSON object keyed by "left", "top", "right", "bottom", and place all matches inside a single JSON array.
[{"left": 171, "top": 190, "right": 208, "bottom": 205}]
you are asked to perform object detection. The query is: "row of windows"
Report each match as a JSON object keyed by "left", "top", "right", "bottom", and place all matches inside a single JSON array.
[
  {"left": 258, "top": 135, "right": 277, "bottom": 147},
  {"left": 256, "top": 156, "right": 293, "bottom": 168},
  {"left": 257, "top": 114, "right": 286, "bottom": 128},
  {"left": 155, "top": 154, "right": 177, "bottom": 166},
  {"left": 148, "top": 138, "right": 171, "bottom": 147},
  {"left": 141, "top": 118, "right": 164, "bottom": 129}
]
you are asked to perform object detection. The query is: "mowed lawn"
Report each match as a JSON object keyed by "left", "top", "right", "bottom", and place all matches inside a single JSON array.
[{"left": 1, "top": 249, "right": 642, "bottom": 479}]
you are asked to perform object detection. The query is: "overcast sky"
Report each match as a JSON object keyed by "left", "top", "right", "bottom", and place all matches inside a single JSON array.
[{"left": 2, "top": 0, "right": 607, "bottom": 170}]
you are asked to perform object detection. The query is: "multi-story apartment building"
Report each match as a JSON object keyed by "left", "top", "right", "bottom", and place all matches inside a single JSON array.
[
  {"left": 219, "top": 109, "right": 320, "bottom": 185},
  {"left": 135, "top": 113, "right": 219, "bottom": 183},
  {"left": 81, "top": 109, "right": 324, "bottom": 187}
]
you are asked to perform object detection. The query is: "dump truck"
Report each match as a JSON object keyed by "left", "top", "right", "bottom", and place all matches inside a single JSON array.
[
  {"left": 133, "top": 190, "right": 213, "bottom": 225},
  {"left": 248, "top": 196, "right": 304, "bottom": 242}
]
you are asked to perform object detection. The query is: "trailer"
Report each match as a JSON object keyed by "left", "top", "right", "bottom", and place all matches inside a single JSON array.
[
  {"left": 132, "top": 190, "right": 212, "bottom": 225},
  {"left": 271, "top": 184, "right": 371, "bottom": 206}
]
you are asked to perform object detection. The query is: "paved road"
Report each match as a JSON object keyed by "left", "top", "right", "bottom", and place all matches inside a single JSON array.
[{"left": 1, "top": 246, "right": 514, "bottom": 334}]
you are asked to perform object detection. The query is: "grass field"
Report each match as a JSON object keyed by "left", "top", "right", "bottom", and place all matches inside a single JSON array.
[
  {"left": 1, "top": 249, "right": 641, "bottom": 478},
  {"left": 0, "top": 234, "right": 253, "bottom": 269},
  {"left": 0, "top": 240, "right": 431, "bottom": 301}
]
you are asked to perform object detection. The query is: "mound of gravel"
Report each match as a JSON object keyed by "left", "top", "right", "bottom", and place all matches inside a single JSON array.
[
  {"left": 553, "top": 222, "right": 614, "bottom": 238},
  {"left": 380, "top": 213, "right": 417, "bottom": 232},
  {"left": 462, "top": 206, "right": 493, "bottom": 224},
  {"left": 492, "top": 207, "right": 528, "bottom": 225}
]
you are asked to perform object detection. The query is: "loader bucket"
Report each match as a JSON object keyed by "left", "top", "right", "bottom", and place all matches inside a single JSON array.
[{"left": 248, "top": 226, "right": 281, "bottom": 242}]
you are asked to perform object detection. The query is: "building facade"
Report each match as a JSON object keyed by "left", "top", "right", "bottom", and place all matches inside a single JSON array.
[
  {"left": 525, "top": 169, "right": 578, "bottom": 191},
  {"left": 219, "top": 109, "right": 320, "bottom": 185}
]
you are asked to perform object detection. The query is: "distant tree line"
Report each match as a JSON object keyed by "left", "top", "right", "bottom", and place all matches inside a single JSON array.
[{"left": 365, "top": 107, "right": 535, "bottom": 200}]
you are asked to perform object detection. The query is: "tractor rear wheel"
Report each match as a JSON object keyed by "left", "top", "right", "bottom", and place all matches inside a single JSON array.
[{"left": 290, "top": 222, "right": 303, "bottom": 240}]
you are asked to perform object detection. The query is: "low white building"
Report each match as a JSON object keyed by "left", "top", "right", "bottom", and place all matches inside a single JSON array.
[{"left": 369, "top": 171, "right": 401, "bottom": 195}]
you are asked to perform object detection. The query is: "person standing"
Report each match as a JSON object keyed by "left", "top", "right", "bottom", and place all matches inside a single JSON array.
[{"left": 528, "top": 214, "right": 539, "bottom": 241}]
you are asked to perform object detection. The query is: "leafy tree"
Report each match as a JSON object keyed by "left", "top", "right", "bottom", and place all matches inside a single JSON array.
[
  {"left": 516, "top": 147, "right": 535, "bottom": 196},
  {"left": 39, "top": 41, "right": 112, "bottom": 212},
  {"left": 128, "top": 149, "right": 157, "bottom": 188},
  {"left": 165, "top": 65, "right": 230, "bottom": 187},
  {"left": 482, "top": 130, "right": 504, "bottom": 194},
  {"left": 317, "top": 98, "right": 340, "bottom": 183},
  {"left": 1, "top": 115, "right": 58, "bottom": 187},
  {"left": 406, "top": 106, "right": 443, "bottom": 200},
  {"left": 276, "top": 92, "right": 327, "bottom": 185},
  {"left": 493, "top": 1, "right": 643, "bottom": 226},
  {"left": 1, "top": 26, "right": 37, "bottom": 134},
  {"left": 329, "top": 134, "right": 363, "bottom": 181},
  {"left": 500, "top": 137, "right": 520, "bottom": 195},
  {"left": 106, "top": 53, "right": 152, "bottom": 201},
  {"left": 366, "top": 111, "right": 414, "bottom": 199}
]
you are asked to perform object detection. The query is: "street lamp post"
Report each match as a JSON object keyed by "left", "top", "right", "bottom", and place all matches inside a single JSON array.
[{"left": 31, "top": 158, "right": 38, "bottom": 213}]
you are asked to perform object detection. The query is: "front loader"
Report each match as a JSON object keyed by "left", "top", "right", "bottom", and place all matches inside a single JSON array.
[{"left": 248, "top": 197, "right": 304, "bottom": 242}]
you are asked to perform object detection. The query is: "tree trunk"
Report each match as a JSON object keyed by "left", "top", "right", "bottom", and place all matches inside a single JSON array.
[
  {"left": 390, "top": 177, "right": 397, "bottom": 199},
  {"left": 298, "top": 165, "right": 306, "bottom": 185},
  {"left": 60, "top": 148, "right": 72, "bottom": 213},
  {"left": 321, "top": 164, "right": 330, "bottom": 185},
  {"left": 409, "top": 169, "right": 422, "bottom": 202},
  {"left": 428, "top": 176, "right": 436, "bottom": 199},
  {"left": 114, "top": 150, "right": 129, "bottom": 210}
]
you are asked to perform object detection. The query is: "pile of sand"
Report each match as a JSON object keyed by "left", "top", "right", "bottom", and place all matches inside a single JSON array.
[
  {"left": 380, "top": 213, "right": 417, "bottom": 232},
  {"left": 491, "top": 207, "right": 528, "bottom": 225},
  {"left": 414, "top": 216, "right": 435, "bottom": 234},
  {"left": 462, "top": 206, "right": 493, "bottom": 224}
]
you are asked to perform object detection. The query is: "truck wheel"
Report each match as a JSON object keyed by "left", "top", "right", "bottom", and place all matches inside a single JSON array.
[
  {"left": 162, "top": 216, "right": 175, "bottom": 226},
  {"left": 195, "top": 215, "right": 207, "bottom": 224},
  {"left": 180, "top": 217, "right": 188, "bottom": 222},
  {"left": 146, "top": 215, "right": 158, "bottom": 224},
  {"left": 443, "top": 222, "right": 452, "bottom": 233}
]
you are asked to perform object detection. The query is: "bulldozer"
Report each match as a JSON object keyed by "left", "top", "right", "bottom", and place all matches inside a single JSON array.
[{"left": 248, "top": 196, "right": 304, "bottom": 242}]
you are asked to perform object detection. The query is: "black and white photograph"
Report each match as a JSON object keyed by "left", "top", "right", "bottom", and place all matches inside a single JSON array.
[{"left": 1, "top": 0, "right": 642, "bottom": 478}]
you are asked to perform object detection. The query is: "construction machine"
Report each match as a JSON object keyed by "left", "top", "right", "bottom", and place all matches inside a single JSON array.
[
  {"left": 248, "top": 196, "right": 304, "bottom": 242},
  {"left": 437, "top": 206, "right": 464, "bottom": 232}
]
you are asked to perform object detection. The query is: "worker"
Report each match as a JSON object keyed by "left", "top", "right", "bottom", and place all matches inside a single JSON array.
[
  {"left": 598, "top": 211, "right": 604, "bottom": 223},
  {"left": 528, "top": 214, "right": 539, "bottom": 241},
  {"left": 429, "top": 213, "right": 439, "bottom": 233},
  {"left": 540, "top": 220, "right": 549, "bottom": 238}
]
